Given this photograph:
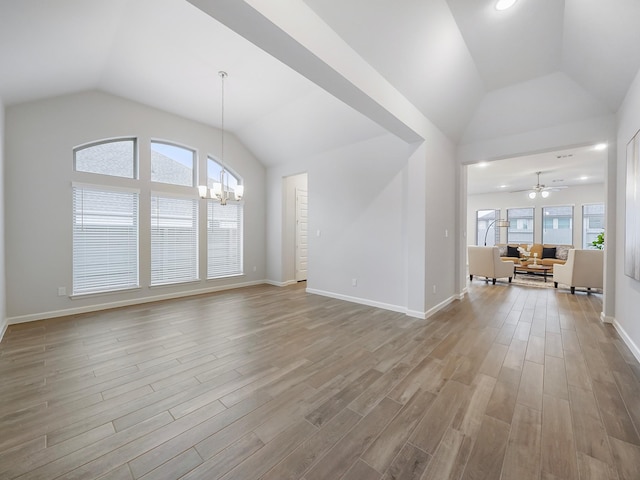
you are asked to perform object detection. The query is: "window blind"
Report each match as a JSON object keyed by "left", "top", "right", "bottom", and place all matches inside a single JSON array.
[
  {"left": 151, "top": 195, "right": 198, "bottom": 285},
  {"left": 208, "top": 201, "right": 243, "bottom": 278},
  {"left": 72, "top": 185, "right": 139, "bottom": 295}
]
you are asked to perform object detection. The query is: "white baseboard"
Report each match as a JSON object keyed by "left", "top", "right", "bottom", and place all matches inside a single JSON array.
[
  {"left": 0, "top": 320, "right": 7, "bottom": 343},
  {"left": 264, "top": 279, "right": 298, "bottom": 287},
  {"left": 7, "top": 280, "right": 267, "bottom": 325},
  {"left": 425, "top": 295, "right": 458, "bottom": 319},
  {"left": 600, "top": 312, "right": 614, "bottom": 324},
  {"left": 305, "top": 288, "right": 406, "bottom": 314},
  {"left": 306, "top": 288, "right": 459, "bottom": 321},
  {"left": 408, "top": 295, "right": 459, "bottom": 320},
  {"left": 611, "top": 317, "right": 640, "bottom": 364},
  {"left": 406, "top": 310, "right": 427, "bottom": 320}
]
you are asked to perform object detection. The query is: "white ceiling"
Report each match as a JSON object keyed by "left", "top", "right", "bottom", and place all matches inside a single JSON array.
[
  {"left": 1, "top": 0, "right": 640, "bottom": 168},
  {"left": 466, "top": 143, "right": 606, "bottom": 195}
]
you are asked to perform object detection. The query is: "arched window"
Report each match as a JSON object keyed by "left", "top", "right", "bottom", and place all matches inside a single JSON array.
[
  {"left": 207, "top": 157, "right": 241, "bottom": 197},
  {"left": 72, "top": 139, "right": 139, "bottom": 294},
  {"left": 74, "top": 138, "right": 137, "bottom": 178},
  {"left": 151, "top": 141, "right": 195, "bottom": 186}
]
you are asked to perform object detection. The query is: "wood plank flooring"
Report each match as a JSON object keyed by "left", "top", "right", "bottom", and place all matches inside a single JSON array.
[{"left": 1, "top": 282, "right": 639, "bottom": 479}]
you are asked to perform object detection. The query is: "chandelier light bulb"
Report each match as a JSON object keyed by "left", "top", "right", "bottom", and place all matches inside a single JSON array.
[{"left": 529, "top": 191, "right": 537, "bottom": 199}]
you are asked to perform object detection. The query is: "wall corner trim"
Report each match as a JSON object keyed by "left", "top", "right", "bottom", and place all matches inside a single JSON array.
[
  {"left": 600, "top": 312, "right": 614, "bottom": 324},
  {"left": 612, "top": 317, "right": 640, "bottom": 363},
  {"left": 0, "top": 321, "right": 7, "bottom": 343},
  {"left": 305, "top": 289, "right": 462, "bottom": 321},
  {"left": 264, "top": 279, "right": 298, "bottom": 287},
  {"left": 424, "top": 295, "right": 459, "bottom": 319}
]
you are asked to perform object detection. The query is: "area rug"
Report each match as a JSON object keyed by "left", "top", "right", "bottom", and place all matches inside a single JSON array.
[{"left": 511, "top": 275, "right": 555, "bottom": 288}]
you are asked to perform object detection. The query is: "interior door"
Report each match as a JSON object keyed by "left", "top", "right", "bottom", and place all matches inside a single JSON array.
[{"left": 295, "top": 188, "right": 308, "bottom": 281}]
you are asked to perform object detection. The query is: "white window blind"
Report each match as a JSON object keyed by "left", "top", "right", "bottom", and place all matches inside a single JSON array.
[
  {"left": 73, "top": 185, "right": 139, "bottom": 295},
  {"left": 208, "top": 201, "right": 243, "bottom": 278},
  {"left": 151, "top": 195, "right": 198, "bottom": 285}
]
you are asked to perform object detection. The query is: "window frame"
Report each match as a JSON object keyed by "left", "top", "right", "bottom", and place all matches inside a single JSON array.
[
  {"left": 207, "top": 156, "right": 243, "bottom": 196},
  {"left": 150, "top": 140, "right": 197, "bottom": 187},
  {"left": 476, "top": 209, "right": 500, "bottom": 246},
  {"left": 541, "top": 205, "right": 574, "bottom": 245},
  {"left": 507, "top": 207, "right": 535, "bottom": 244},
  {"left": 73, "top": 137, "right": 138, "bottom": 179},
  {"left": 207, "top": 199, "right": 244, "bottom": 279},
  {"left": 72, "top": 183, "right": 140, "bottom": 296},
  {"left": 583, "top": 203, "right": 605, "bottom": 249},
  {"left": 150, "top": 193, "right": 200, "bottom": 286}
]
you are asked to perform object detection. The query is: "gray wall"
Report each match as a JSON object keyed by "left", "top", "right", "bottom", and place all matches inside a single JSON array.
[
  {"left": 0, "top": 98, "right": 6, "bottom": 339},
  {"left": 616, "top": 67, "right": 640, "bottom": 360},
  {"left": 4, "top": 91, "right": 266, "bottom": 322},
  {"left": 266, "top": 129, "right": 458, "bottom": 318}
]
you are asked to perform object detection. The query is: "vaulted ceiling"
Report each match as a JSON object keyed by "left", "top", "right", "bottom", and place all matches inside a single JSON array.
[{"left": 1, "top": 0, "right": 640, "bottom": 167}]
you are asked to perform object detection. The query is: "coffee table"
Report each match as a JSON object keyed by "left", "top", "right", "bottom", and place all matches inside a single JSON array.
[{"left": 513, "top": 263, "right": 553, "bottom": 282}]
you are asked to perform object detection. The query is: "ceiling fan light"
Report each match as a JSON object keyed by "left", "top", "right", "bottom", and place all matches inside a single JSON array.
[
  {"left": 541, "top": 190, "right": 550, "bottom": 198},
  {"left": 528, "top": 191, "right": 537, "bottom": 199},
  {"left": 495, "top": 0, "right": 517, "bottom": 11}
]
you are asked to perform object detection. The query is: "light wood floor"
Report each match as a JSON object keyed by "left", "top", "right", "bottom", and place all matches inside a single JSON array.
[{"left": 1, "top": 282, "right": 639, "bottom": 479}]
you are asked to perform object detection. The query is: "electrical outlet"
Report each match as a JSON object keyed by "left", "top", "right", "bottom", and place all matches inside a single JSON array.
[
  {"left": 432, "top": 284, "right": 436, "bottom": 294},
  {"left": 445, "top": 229, "right": 448, "bottom": 238},
  {"left": 253, "top": 266, "right": 257, "bottom": 272},
  {"left": 58, "top": 287, "right": 66, "bottom": 296},
  {"left": 352, "top": 278, "right": 357, "bottom": 287},
  {"left": 316, "top": 229, "right": 321, "bottom": 237}
]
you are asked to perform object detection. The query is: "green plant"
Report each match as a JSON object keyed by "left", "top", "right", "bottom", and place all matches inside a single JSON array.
[{"left": 591, "top": 231, "right": 605, "bottom": 250}]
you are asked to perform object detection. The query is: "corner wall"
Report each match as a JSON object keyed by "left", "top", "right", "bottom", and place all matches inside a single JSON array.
[
  {"left": 4, "top": 91, "right": 266, "bottom": 323},
  {"left": 266, "top": 128, "right": 458, "bottom": 318},
  {"left": 267, "top": 134, "right": 413, "bottom": 310},
  {"left": 615, "top": 67, "right": 640, "bottom": 360}
]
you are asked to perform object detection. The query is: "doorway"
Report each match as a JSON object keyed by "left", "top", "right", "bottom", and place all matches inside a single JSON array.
[
  {"left": 295, "top": 188, "right": 308, "bottom": 281},
  {"left": 283, "top": 173, "right": 308, "bottom": 284}
]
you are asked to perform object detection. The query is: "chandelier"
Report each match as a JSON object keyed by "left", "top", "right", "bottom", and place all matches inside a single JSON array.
[{"left": 198, "top": 71, "right": 244, "bottom": 206}]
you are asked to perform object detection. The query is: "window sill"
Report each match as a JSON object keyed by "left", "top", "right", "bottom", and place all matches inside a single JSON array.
[{"left": 70, "top": 286, "right": 142, "bottom": 300}]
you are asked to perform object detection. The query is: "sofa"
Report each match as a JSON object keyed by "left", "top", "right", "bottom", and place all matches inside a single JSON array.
[
  {"left": 553, "top": 249, "right": 604, "bottom": 294},
  {"left": 497, "top": 243, "right": 573, "bottom": 266},
  {"left": 468, "top": 246, "right": 515, "bottom": 284}
]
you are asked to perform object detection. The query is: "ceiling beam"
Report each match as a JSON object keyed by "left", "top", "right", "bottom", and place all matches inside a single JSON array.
[{"left": 186, "top": 0, "right": 431, "bottom": 143}]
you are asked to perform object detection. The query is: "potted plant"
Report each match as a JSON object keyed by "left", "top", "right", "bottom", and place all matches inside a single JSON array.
[{"left": 591, "top": 231, "right": 605, "bottom": 250}]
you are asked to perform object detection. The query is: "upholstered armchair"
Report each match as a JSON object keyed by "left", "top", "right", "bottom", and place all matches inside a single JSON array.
[
  {"left": 553, "top": 249, "right": 603, "bottom": 294},
  {"left": 468, "top": 246, "right": 515, "bottom": 285}
]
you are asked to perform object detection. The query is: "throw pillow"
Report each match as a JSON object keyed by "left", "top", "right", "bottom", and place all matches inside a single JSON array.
[
  {"left": 542, "top": 247, "right": 556, "bottom": 259},
  {"left": 506, "top": 246, "right": 520, "bottom": 258},
  {"left": 498, "top": 245, "right": 507, "bottom": 257},
  {"left": 555, "top": 245, "right": 570, "bottom": 260}
]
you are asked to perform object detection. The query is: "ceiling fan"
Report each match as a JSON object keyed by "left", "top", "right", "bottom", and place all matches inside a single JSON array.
[{"left": 511, "top": 171, "right": 568, "bottom": 199}]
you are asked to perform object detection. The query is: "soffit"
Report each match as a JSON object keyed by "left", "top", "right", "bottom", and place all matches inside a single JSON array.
[{"left": 467, "top": 144, "right": 606, "bottom": 195}]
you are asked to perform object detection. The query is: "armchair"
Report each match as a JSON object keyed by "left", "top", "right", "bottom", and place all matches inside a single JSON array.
[
  {"left": 468, "top": 246, "right": 515, "bottom": 285},
  {"left": 553, "top": 249, "right": 603, "bottom": 294}
]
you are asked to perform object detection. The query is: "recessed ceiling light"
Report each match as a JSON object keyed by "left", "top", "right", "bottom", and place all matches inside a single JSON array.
[
  {"left": 580, "top": 176, "right": 588, "bottom": 180},
  {"left": 477, "top": 162, "right": 489, "bottom": 168},
  {"left": 495, "top": 0, "right": 517, "bottom": 11},
  {"left": 499, "top": 185, "right": 507, "bottom": 188},
  {"left": 594, "top": 143, "right": 607, "bottom": 151}
]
